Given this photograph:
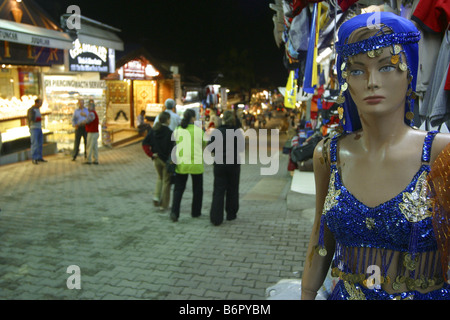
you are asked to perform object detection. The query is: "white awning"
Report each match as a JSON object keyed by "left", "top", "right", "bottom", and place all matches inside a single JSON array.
[
  {"left": 0, "top": 19, "right": 73, "bottom": 49},
  {"left": 77, "top": 23, "right": 123, "bottom": 51},
  {"left": 61, "top": 15, "right": 124, "bottom": 51}
]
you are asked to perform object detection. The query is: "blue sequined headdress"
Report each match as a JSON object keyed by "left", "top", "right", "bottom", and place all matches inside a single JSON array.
[{"left": 335, "top": 12, "right": 421, "bottom": 132}]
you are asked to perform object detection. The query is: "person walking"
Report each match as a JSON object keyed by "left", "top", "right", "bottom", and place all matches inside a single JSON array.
[
  {"left": 207, "top": 110, "right": 244, "bottom": 226},
  {"left": 83, "top": 99, "right": 99, "bottom": 165},
  {"left": 170, "top": 109, "right": 205, "bottom": 222},
  {"left": 27, "top": 98, "right": 47, "bottom": 164},
  {"left": 150, "top": 111, "right": 175, "bottom": 211},
  {"left": 154, "top": 98, "right": 181, "bottom": 131},
  {"left": 71, "top": 98, "right": 89, "bottom": 161}
]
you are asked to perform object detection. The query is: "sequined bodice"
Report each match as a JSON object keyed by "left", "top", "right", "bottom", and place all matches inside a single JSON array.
[
  {"left": 326, "top": 166, "right": 437, "bottom": 252},
  {"left": 317, "top": 132, "right": 446, "bottom": 294},
  {"left": 323, "top": 132, "right": 438, "bottom": 253}
]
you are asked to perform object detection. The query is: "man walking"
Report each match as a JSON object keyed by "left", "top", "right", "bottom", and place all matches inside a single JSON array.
[
  {"left": 71, "top": 98, "right": 88, "bottom": 161},
  {"left": 27, "top": 98, "right": 47, "bottom": 164},
  {"left": 154, "top": 98, "right": 181, "bottom": 131}
]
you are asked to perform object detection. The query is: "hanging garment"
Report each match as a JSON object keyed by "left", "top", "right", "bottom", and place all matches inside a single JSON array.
[
  {"left": 288, "top": 6, "right": 311, "bottom": 52},
  {"left": 303, "top": 3, "right": 320, "bottom": 93},
  {"left": 420, "top": 30, "right": 450, "bottom": 128},
  {"left": 411, "top": 0, "right": 450, "bottom": 34},
  {"left": 338, "top": 0, "right": 359, "bottom": 12},
  {"left": 412, "top": 0, "right": 450, "bottom": 92},
  {"left": 285, "top": 69, "right": 298, "bottom": 109}
]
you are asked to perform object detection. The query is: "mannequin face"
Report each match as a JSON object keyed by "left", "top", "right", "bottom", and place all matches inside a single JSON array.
[{"left": 346, "top": 46, "right": 409, "bottom": 121}]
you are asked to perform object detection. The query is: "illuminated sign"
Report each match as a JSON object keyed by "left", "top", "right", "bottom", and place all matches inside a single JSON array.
[
  {"left": 69, "top": 39, "right": 109, "bottom": 72},
  {"left": 123, "top": 59, "right": 145, "bottom": 79},
  {"left": 121, "top": 59, "right": 160, "bottom": 79}
]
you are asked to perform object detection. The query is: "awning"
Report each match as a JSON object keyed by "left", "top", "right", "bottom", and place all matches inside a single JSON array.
[
  {"left": 61, "top": 14, "right": 124, "bottom": 51},
  {"left": 0, "top": 19, "right": 73, "bottom": 49}
]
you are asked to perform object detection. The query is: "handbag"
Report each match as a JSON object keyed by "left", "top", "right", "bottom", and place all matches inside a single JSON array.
[
  {"left": 166, "top": 159, "right": 176, "bottom": 174},
  {"left": 290, "top": 135, "right": 322, "bottom": 163}
]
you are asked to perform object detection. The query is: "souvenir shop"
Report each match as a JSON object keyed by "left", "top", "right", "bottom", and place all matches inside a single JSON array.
[
  {"left": 0, "top": 1, "right": 124, "bottom": 161},
  {"left": 272, "top": 0, "right": 450, "bottom": 171},
  {"left": 0, "top": 0, "right": 72, "bottom": 161},
  {"left": 43, "top": 13, "right": 123, "bottom": 150},
  {"left": 104, "top": 48, "right": 176, "bottom": 128}
]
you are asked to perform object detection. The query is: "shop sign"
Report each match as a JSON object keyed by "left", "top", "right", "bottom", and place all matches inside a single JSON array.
[
  {"left": 69, "top": 39, "right": 109, "bottom": 72},
  {"left": 121, "top": 59, "right": 160, "bottom": 79},
  {"left": 44, "top": 78, "right": 106, "bottom": 90},
  {"left": 123, "top": 59, "right": 145, "bottom": 79},
  {"left": 0, "top": 41, "right": 63, "bottom": 65},
  {"left": 0, "top": 28, "right": 70, "bottom": 49}
]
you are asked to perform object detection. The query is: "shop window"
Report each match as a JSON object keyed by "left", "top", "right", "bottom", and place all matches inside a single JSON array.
[{"left": 18, "top": 67, "right": 40, "bottom": 97}]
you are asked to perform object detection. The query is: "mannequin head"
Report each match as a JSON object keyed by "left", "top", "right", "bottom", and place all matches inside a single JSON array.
[{"left": 335, "top": 12, "right": 420, "bottom": 132}]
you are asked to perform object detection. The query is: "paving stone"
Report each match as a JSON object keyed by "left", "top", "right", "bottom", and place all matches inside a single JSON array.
[{"left": 0, "top": 126, "right": 316, "bottom": 300}]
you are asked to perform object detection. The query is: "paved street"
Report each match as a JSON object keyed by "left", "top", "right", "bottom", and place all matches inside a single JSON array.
[{"left": 0, "top": 120, "right": 316, "bottom": 300}]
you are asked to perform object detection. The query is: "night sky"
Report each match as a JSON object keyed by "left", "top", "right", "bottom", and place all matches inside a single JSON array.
[{"left": 33, "top": 0, "right": 288, "bottom": 89}]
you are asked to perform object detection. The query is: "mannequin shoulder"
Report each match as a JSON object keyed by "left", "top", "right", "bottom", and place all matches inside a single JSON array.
[{"left": 313, "top": 136, "right": 332, "bottom": 173}]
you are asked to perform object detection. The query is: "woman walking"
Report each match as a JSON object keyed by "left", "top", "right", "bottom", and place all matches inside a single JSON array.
[
  {"left": 151, "top": 111, "right": 174, "bottom": 211},
  {"left": 170, "top": 109, "right": 206, "bottom": 222},
  {"left": 207, "top": 110, "right": 244, "bottom": 226}
]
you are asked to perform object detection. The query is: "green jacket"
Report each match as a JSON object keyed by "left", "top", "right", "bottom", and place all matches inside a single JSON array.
[{"left": 173, "top": 124, "right": 206, "bottom": 174}]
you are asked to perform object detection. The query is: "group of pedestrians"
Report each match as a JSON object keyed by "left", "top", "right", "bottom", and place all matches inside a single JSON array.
[
  {"left": 147, "top": 99, "right": 243, "bottom": 226},
  {"left": 71, "top": 98, "right": 100, "bottom": 165},
  {"left": 27, "top": 97, "right": 99, "bottom": 165}
]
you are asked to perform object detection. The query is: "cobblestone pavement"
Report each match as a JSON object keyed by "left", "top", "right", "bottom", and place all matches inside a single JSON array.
[{"left": 0, "top": 125, "right": 315, "bottom": 300}]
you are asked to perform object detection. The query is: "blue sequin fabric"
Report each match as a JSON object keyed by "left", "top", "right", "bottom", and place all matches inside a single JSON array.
[
  {"left": 329, "top": 280, "right": 450, "bottom": 300},
  {"left": 319, "top": 131, "right": 450, "bottom": 300},
  {"left": 335, "top": 31, "right": 421, "bottom": 58}
]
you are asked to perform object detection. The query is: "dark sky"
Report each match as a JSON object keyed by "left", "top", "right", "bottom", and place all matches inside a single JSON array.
[{"left": 34, "top": 0, "right": 288, "bottom": 88}]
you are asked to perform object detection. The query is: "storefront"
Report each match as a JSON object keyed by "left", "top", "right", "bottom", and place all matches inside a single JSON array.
[
  {"left": 104, "top": 48, "right": 175, "bottom": 144},
  {"left": 43, "top": 74, "right": 107, "bottom": 150},
  {"left": 0, "top": 1, "right": 73, "bottom": 162},
  {"left": 43, "top": 13, "right": 123, "bottom": 150},
  {"left": 0, "top": 1, "right": 123, "bottom": 162}
]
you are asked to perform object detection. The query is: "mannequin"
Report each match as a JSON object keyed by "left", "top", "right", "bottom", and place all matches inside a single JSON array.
[{"left": 301, "top": 12, "right": 450, "bottom": 300}]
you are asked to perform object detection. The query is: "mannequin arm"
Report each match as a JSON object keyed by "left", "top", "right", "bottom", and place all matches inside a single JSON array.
[{"left": 301, "top": 139, "right": 336, "bottom": 299}]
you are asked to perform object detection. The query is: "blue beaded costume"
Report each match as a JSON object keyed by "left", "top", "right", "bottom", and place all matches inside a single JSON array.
[
  {"left": 309, "top": 11, "right": 450, "bottom": 300},
  {"left": 317, "top": 132, "right": 450, "bottom": 300}
]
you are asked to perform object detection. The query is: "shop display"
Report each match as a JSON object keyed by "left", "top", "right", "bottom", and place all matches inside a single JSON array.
[
  {"left": 45, "top": 91, "right": 105, "bottom": 150},
  {"left": 0, "top": 95, "right": 50, "bottom": 121}
]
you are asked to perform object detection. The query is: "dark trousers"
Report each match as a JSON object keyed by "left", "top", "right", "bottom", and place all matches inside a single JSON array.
[
  {"left": 73, "top": 125, "right": 87, "bottom": 158},
  {"left": 171, "top": 173, "right": 203, "bottom": 218},
  {"left": 210, "top": 164, "right": 240, "bottom": 225}
]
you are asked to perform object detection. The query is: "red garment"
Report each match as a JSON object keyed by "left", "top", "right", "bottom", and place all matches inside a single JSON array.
[
  {"left": 291, "top": 0, "right": 326, "bottom": 17},
  {"left": 338, "top": 0, "right": 359, "bottom": 11},
  {"left": 288, "top": 150, "right": 298, "bottom": 171},
  {"left": 322, "top": 101, "right": 335, "bottom": 110},
  {"left": 86, "top": 110, "right": 99, "bottom": 132},
  {"left": 142, "top": 145, "right": 153, "bottom": 158},
  {"left": 412, "top": 0, "right": 450, "bottom": 33}
]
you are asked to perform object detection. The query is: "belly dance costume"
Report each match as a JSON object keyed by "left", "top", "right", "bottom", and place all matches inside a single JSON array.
[{"left": 316, "top": 131, "right": 450, "bottom": 300}]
